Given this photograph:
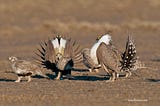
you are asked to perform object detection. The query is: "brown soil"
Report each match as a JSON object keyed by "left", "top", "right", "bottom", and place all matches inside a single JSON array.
[{"left": 0, "top": 0, "right": 160, "bottom": 106}]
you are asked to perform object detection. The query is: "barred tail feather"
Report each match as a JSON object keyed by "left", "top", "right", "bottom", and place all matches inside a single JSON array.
[{"left": 120, "top": 35, "right": 137, "bottom": 71}]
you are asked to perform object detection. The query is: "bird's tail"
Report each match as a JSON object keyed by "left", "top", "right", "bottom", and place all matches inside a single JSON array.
[
  {"left": 33, "top": 41, "right": 55, "bottom": 70},
  {"left": 5, "top": 70, "right": 14, "bottom": 74},
  {"left": 120, "top": 35, "right": 137, "bottom": 71},
  {"left": 35, "top": 70, "right": 50, "bottom": 79}
]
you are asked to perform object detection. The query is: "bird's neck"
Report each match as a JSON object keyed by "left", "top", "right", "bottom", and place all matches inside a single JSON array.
[
  {"left": 11, "top": 62, "right": 17, "bottom": 71},
  {"left": 90, "top": 42, "right": 101, "bottom": 64}
]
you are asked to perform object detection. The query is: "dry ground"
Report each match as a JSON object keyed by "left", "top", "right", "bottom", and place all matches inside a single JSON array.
[{"left": 0, "top": 0, "right": 160, "bottom": 106}]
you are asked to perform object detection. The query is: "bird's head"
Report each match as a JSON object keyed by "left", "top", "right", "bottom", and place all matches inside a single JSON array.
[
  {"left": 96, "top": 34, "right": 112, "bottom": 45},
  {"left": 56, "top": 35, "right": 62, "bottom": 40},
  {"left": 8, "top": 56, "right": 18, "bottom": 62}
]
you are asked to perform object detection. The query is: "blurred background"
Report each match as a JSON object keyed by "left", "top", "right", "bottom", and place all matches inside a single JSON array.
[{"left": 0, "top": 0, "right": 160, "bottom": 61}]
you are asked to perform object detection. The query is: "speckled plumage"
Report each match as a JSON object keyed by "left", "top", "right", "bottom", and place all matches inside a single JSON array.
[{"left": 8, "top": 56, "right": 49, "bottom": 82}]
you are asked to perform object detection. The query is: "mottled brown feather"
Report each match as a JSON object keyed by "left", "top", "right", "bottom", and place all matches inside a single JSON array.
[
  {"left": 97, "top": 42, "right": 120, "bottom": 73},
  {"left": 45, "top": 39, "right": 56, "bottom": 63},
  {"left": 82, "top": 48, "right": 99, "bottom": 69}
]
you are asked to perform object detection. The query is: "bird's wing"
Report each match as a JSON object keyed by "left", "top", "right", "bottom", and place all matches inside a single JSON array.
[
  {"left": 15, "top": 60, "right": 36, "bottom": 73},
  {"left": 82, "top": 48, "right": 99, "bottom": 68},
  {"left": 96, "top": 42, "right": 119, "bottom": 72}
]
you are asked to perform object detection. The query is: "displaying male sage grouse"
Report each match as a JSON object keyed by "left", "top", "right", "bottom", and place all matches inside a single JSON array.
[
  {"left": 82, "top": 34, "right": 139, "bottom": 82},
  {"left": 8, "top": 56, "right": 49, "bottom": 82},
  {"left": 35, "top": 35, "right": 82, "bottom": 80}
]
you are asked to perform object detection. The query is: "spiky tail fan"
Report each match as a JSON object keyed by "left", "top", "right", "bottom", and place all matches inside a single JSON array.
[
  {"left": 64, "top": 38, "right": 83, "bottom": 65},
  {"left": 120, "top": 36, "right": 137, "bottom": 71},
  {"left": 34, "top": 40, "right": 56, "bottom": 70}
]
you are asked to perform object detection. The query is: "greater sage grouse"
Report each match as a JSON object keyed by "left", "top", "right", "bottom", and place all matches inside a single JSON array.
[
  {"left": 35, "top": 35, "right": 82, "bottom": 80},
  {"left": 8, "top": 56, "right": 49, "bottom": 82},
  {"left": 82, "top": 34, "right": 112, "bottom": 72},
  {"left": 82, "top": 34, "right": 140, "bottom": 81}
]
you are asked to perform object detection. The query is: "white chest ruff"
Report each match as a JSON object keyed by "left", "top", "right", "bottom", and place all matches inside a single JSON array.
[
  {"left": 90, "top": 34, "right": 112, "bottom": 65},
  {"left": 90, "top": 42, "right": 101, "bottom": 64},
  {"left": 51, "top": 38, "right": 67, "bottom": 54}
]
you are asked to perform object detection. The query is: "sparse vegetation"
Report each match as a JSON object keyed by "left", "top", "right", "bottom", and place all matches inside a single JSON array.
[{"left": 0, "top": 0, "right": 160, "bottom": 106}]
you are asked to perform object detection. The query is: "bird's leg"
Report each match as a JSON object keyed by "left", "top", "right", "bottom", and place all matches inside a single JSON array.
[
  {"left": 15, "top": 76, "right": 22, "bottom": 82},
  {"left": 129, "top": 71, "right": 132, "bottom": 77},
  {"left": 125, "top": 70, "right": 132, "bottom": 78},
  {"left": 93, "top": 64, "right": 101, "bottom": 73},
  {"left": 102, "top": 63, "right": 109, "bottom": 73},
  {"left": 27, "top": 76, "right": 32, "bottom": 82},
  {"left": 94, "top": 69, "right": 99, "bottom": 73},
  {"left": 106, "top": 76, "right": 113, "bottom": 82},
  {"left": 55, "top": 71, "right": 63, "bottom": 80},
  {"left": 112, "top": 72, "right": 117, "bottom": 81},
  {"left": 125, "top": 73, "right": 129, "bottom": 78},
  {"left": 116, "top": 73, "right": 120, "bottom": 78},
  {"left": 106, "top": 72, "right": 117, "bottom": 82},
  {"left": 88, "top": 68, "right": 93, "bottom": 72},
  {"left": 109, "top": 76, "right": 112, "bottom": 81}
]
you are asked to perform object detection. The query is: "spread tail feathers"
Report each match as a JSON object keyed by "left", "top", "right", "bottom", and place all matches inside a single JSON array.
[
  {"left": 34, "top": 41, "right": 55, "bottom": 70},
  {"left": 120, "top": 35, "right": 137, "bottom": 71}
]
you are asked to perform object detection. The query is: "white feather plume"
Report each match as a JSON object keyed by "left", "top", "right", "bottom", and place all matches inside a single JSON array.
[
  {"left": 51, "top": 38, "right": 67, "bottom": 53},
  {"left": 90, "top": 34, "right": 112, "bottom": 64}
]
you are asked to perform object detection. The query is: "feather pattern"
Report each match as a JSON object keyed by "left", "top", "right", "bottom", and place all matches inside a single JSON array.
[
  {"left": 35, "top": 35, "right": 82, "bottom": 80},
  {"left": 82, "top": 48, "right": 99, "bottom": 69},
  {"left": 82, "top": 33, "right": 140, "bottom": 81},
  {"left": 97, "top": 42, "right": 120, "bottom": 73},
  {"left": 120, "top": 36, "right": 137, "bottom": 71},
  {"left": 9, "top": 56, "right": 49, "bottom": 82},
  {"left": 82, "top": 34, "right": 112, "bottom": 72},
  {"left": 96, "top": 35, "right": 138, "bottom": 81}
]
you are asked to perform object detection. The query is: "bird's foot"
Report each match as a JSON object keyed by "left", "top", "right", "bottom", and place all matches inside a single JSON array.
[
  {"left": 55, "top": 76, "right": 64, "bottom": 80},
  {"left": 88, "top": 69, "right": 93, "bottom": 72},
  {"left": 15, "top": 80, "right": 20, "bottom": 83},
  {"left": 106, "top": 76, "right": 116, "bottom": 82},
  {"left": 15, "top": 77, "right": 22, "bottom": 83},
  {"left": 26, "top": 76, "right": 32, "bottom": 82},
  {"left": 125, "top": 71, "right": 132, "bottom": 78},
  {"left": 94, "top": 69, "right": 99, "bottom": 73}
]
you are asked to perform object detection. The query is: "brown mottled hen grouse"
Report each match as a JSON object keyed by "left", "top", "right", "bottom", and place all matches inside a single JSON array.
[{"left": 8, "top": 56, "right": 49, "bottom": 82}]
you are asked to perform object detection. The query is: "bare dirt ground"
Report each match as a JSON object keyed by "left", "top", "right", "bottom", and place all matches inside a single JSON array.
[{"left": 0, "top": 0, "right": 160, "bottom": 106}]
